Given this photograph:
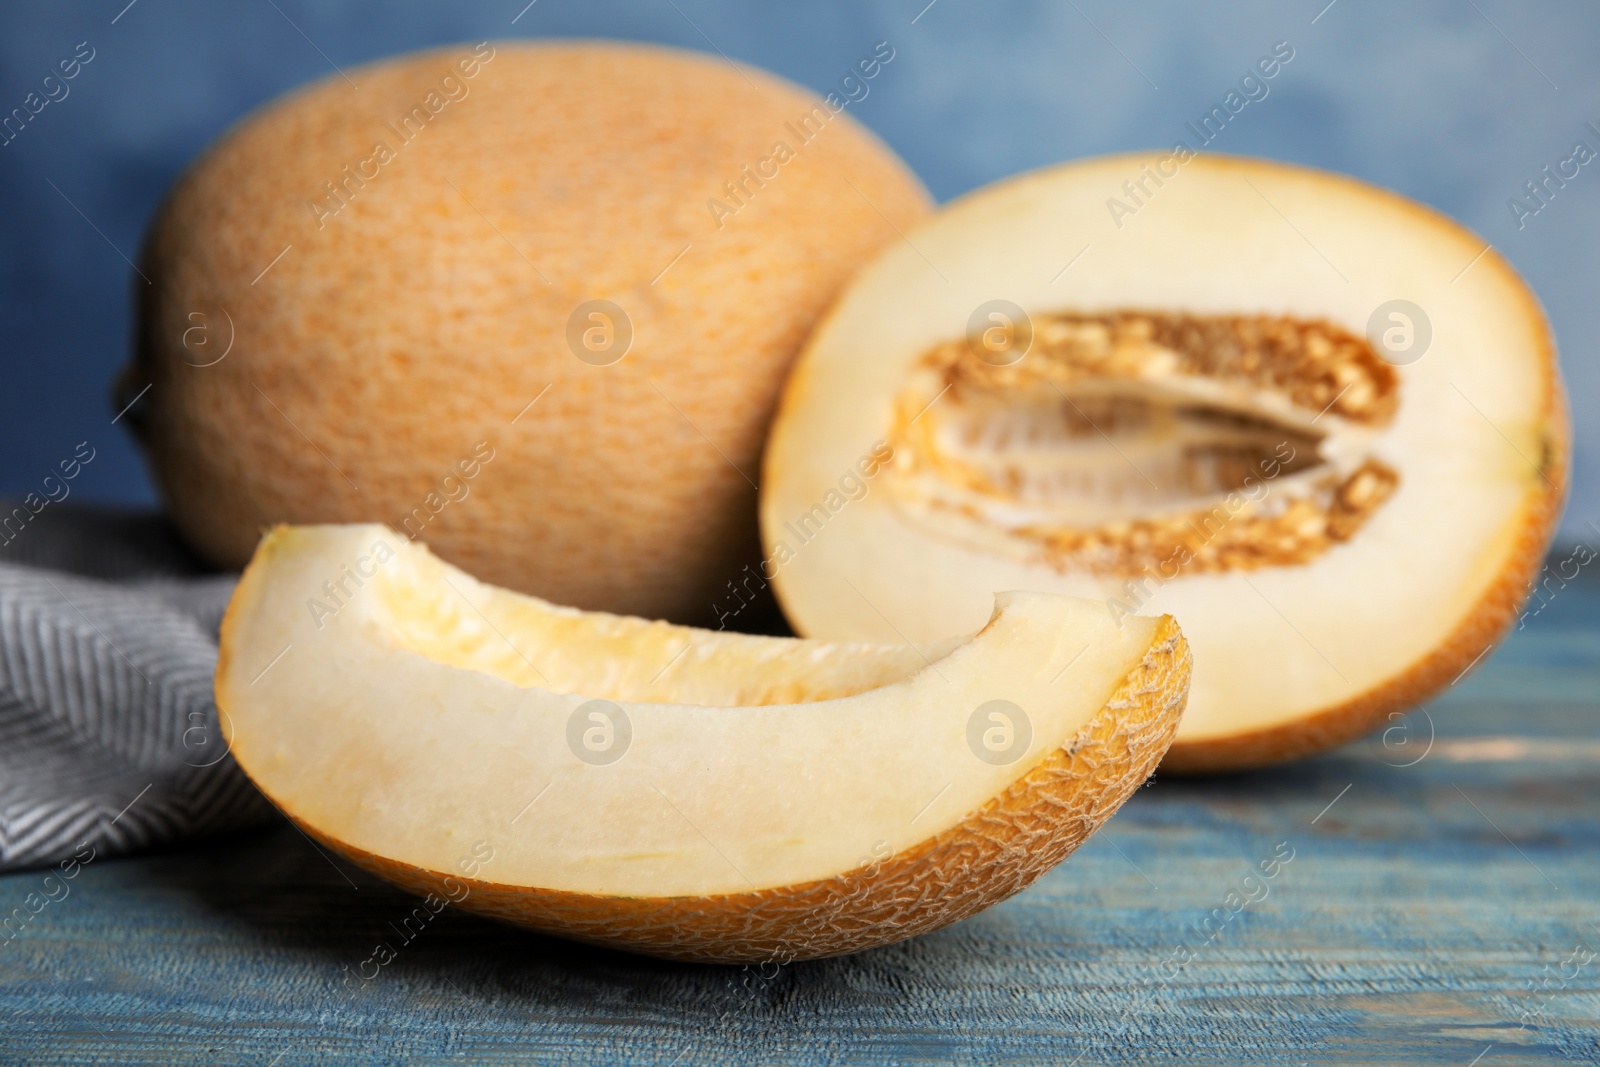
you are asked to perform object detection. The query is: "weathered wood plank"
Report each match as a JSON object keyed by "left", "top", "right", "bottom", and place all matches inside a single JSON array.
[{"left": 3, "top": 569, "right": 1597, "bottom": 1065}]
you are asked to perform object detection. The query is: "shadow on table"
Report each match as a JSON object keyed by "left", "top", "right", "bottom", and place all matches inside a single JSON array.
[
  {"left": 150, "top": 746, "right": 1344, "bottom": 984},
  {"left": 143, "top": 814, "right": 950, "bottom": 1025}
]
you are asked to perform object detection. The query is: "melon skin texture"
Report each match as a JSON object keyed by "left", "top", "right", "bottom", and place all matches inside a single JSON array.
[
  {"left": 760, "top": 153, "right": 1569, "bottom": 772},
  {"left": 129, "top": 40, "right": 930, "bottom": 625},
  {"left": 216, "top": 525, "right": 1189, "bottom": 962}
]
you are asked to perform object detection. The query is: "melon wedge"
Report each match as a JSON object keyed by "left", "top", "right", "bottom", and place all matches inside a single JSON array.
[
  {"left": 761, "top": 154, "right": 1568, "bottom": 772},
  {"left": 216, "top": 524, "right": 1189, "bottom": 962}
]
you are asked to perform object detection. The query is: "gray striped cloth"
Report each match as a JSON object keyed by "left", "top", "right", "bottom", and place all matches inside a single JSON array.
[{"left": 0, "top": 502, "right": 270, "bottom": 872}]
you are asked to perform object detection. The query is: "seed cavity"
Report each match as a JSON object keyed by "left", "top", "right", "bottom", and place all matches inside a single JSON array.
[{"left": 887, "top": 310, "right": 1401, "bottom": 576}]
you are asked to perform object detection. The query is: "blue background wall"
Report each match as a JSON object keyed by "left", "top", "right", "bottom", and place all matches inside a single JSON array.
[{"left": 1, "top": 0, "right": 1595, "bottom": 538}]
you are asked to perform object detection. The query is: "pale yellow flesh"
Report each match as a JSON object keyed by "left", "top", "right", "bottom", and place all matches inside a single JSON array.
[
  {"left": 762, "top": 154, "right": 1555, "bottom": 745},
  {"left": 218, "top": 525, "right": 1159, "bottom": 898}
]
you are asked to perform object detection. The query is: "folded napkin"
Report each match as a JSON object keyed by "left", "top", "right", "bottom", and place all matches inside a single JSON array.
[{"left": 0, "top": 503, "right": 270, "bottom": 872}]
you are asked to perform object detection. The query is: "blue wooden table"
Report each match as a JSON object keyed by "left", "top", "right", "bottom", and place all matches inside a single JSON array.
[{"left": 3, "top": 564, "right": 1598, "bottom": 1065}]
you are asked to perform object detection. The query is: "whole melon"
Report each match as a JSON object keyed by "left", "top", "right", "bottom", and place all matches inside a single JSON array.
[{"left": 125, "top": 40, "right": 930, "bottom": 622}]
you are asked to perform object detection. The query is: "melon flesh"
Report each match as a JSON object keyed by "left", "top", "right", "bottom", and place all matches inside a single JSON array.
[
  {"left": 760, "top": 154, "right": 1568, "bottom": 770},
  {"left": 217, "top": 524, "right": 1189, "bottom": 960}
]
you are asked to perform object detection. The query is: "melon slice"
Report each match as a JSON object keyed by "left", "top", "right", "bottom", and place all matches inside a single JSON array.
[
  {"left": 760, "top": 154, "right": 1568, "bottom": 772},
  {"left": 216, "top": 524, "right": 1189, "bottom": 962}
]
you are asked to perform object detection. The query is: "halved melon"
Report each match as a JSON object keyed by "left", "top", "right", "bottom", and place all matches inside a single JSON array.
[
  {"left": 216, "top": 524, "right": 1189, "bottom": 962},
  {"left": 761, "top": 153, "right": 1568, "bottom": 772}
]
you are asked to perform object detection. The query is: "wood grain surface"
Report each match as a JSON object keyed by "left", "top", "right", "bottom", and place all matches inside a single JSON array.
[{"left": 3, "top": 564, "right": 1597, "bottom": 1065}]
